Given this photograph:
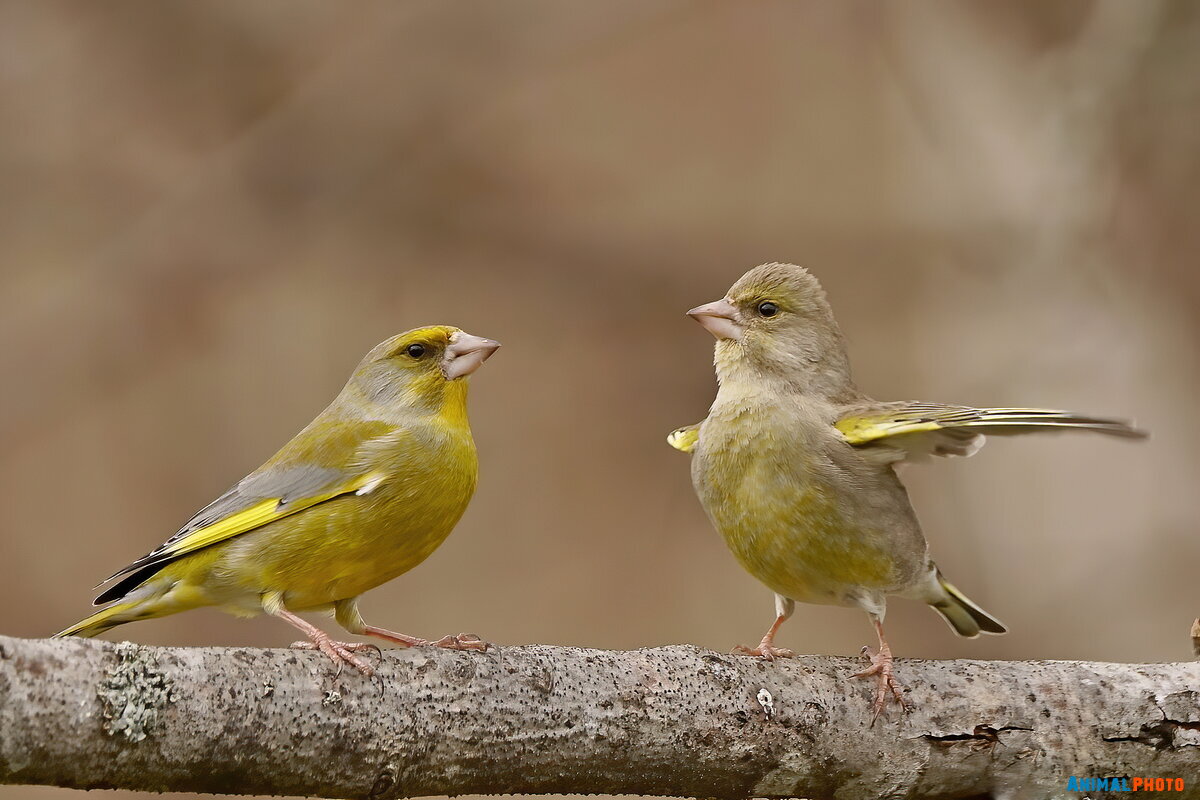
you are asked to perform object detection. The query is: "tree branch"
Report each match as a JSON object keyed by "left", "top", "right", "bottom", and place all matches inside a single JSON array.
[{"left": 1, "top": 635, "right": 1197, "bottom": 799}]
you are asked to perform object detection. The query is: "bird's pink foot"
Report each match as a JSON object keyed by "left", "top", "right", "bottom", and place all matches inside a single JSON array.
[
  {"left": 429, "top": 632, "right": 490, "bottom": 651},
  {"left": 290, "top": 636, "right": 379, "bottom": 677},
  {"left": 362, "top": 625, "right": 490, "bottom": 652},
  {"left": 852, "top": 642, "right": 908, "bottom": 722},
  {"left": 733, "top": 612, "right": 795, "bottom": 661},
  {"left": 733, "top": 639, "right": 795, "bottom": 661}
]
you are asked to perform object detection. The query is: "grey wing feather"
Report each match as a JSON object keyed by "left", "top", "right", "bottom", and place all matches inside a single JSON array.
[
  {"left": 839, "top": 401, "right": 1146, "bottom": 464},
  {"left": 98, "top": 464, "right": 349, "bottom": 586}
]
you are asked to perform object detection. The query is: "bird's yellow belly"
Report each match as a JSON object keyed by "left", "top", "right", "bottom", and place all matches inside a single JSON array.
[
  {"left": 697, "top": 447, "right": 896, "bottom": 606},
  {"left": 198, "top": 460, "right": 476, "bottom": 612}
]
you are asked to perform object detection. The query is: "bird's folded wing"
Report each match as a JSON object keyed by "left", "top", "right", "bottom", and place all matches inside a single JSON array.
[
  {"left": 99, "top": 465, "right": 387, "bottom": 587},
  {"left": 667, "top": 423, "right": 702, "bottom": 453},
  {"left": 835, "top": 402, "right": 1146, "bottom": 462}
]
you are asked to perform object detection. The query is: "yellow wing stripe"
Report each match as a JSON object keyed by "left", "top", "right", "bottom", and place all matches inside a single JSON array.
[
  {"left": 837, "top": 406, "right": 1145, "bottom": 445},
  {"left": 835, "top": 417, "right": 942, "bottom": 445},
  {"left": 162, "top": 498, "right": 281, "bottom": 558},
  {"left": 160, "top": 471, "right": 387, "bottom": 561},
  {"left": 667, "top": 426, "right": 700, "bottom": 453}
]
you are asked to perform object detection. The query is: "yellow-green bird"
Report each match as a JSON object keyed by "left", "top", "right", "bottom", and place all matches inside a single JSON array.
[
  {"left": 672, "top": 263, "right": 1146, "bottom": 718},
  {"left": 57, "top": 326, "right": 499, "bottom": 675}
]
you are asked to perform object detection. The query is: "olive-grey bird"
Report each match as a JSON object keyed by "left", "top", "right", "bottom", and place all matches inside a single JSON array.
[{"left": 671, "top": 263, "right": 1146, "bottom": 719}]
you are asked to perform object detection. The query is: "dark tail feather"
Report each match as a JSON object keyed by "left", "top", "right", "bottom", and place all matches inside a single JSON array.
[
  {"left": 94, "top": 560, "right": 175, "bottom": 606},
  {"left": 932, "top": 576, "right": 1007, "bottom": 638}
]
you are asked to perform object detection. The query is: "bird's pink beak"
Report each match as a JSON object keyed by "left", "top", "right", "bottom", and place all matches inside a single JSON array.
[
  {"left": 442, "top": 331, "right": 501, "bottom": 379},
  {"left": 687, "top": 299, "right": 743, "bottom": 341}
]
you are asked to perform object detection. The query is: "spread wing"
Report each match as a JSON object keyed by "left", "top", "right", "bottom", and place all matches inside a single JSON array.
[
  {"left": 666, "top": 423, "right": 702, "bottom": 453},
  {"left": 835, "top": 402, "right": 1146, "bottom": 463},
  {"left": 94, "top": 419, "right": 398, "bottom": 605}
]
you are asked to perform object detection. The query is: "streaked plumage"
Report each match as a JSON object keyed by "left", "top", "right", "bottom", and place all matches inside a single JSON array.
[
  {"left": 674, "top": 263, "right": 1146, "bottom": 718},
  {"left": 57, "top": 326, "right": 500, "bottom": 675}
]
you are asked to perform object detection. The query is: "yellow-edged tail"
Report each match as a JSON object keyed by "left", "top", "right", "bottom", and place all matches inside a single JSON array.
[{"left": 931, "top": 577, "right": 1006, "bottom": 638}]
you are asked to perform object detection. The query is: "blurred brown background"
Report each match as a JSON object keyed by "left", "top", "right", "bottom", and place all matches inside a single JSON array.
[{"left": 2, "top": 1, "right": 1198, "bottom": 798}]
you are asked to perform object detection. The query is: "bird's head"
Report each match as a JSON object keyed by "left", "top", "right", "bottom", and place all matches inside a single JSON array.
[
  {"left": 349, "top": 326, "right": 500, "bottom": 420},
  {"left": 687, "top": 263, "right": 853, "bottom": 397}
]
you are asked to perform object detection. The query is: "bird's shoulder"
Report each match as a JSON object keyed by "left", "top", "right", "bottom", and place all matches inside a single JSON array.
[
  {"left": 692, "top": 393, "right": 844, "bottom": 463},
  {"left": 263, "top": 416, "right": 400, "bottom": 469}
]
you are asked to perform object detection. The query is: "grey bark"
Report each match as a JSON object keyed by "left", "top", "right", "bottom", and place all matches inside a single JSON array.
[{"left": 0, "top": 635, "right": 1197, "bottom": 799}]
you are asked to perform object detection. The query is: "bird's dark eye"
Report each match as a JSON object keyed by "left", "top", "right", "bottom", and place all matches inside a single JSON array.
[
  {"left": 758, "top": 301, "right": 779, "bottom": 317},
  {"left": 405, "top": 343, "right": 426, "bottom": 359}
]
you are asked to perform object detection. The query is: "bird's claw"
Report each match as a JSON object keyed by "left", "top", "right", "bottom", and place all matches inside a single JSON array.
[
  {"left": 430, "top": 632, "right": 490, "bottom": 652},
  {"left": 733, "top": 642, "right": 795, "bottom": 661},
  {"left": 852, "top": 644, "right": 908, "bottom": 723},
  {"left": 290, "top": 638, "right": 379, "bottom": 677}
]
